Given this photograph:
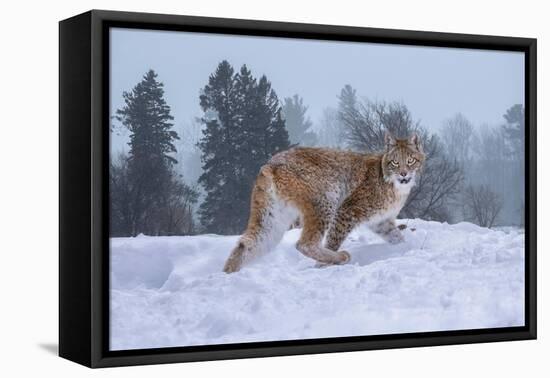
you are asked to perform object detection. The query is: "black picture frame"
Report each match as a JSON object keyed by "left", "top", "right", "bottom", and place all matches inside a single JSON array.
[{"left": 59, "top": 9, "right": 537, "bottom": 368}]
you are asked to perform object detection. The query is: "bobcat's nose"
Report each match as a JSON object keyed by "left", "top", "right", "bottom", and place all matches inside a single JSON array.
[{"left": 397, "top": 171, "right": 411, "bottom": 184}]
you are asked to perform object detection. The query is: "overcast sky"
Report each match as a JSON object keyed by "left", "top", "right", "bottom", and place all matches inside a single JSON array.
[{"left": 110, "top": 27, "right": 524, "bottom": 152}]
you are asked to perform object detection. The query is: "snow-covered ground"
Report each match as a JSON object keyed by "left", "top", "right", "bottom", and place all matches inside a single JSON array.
[{"left": 110, "top": 219, "right": 525, "bottom": 351}]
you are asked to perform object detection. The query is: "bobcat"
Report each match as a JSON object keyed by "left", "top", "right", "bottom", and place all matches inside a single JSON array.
[{"left": 223, "top": 133, "right": 425, "bottom": 273}]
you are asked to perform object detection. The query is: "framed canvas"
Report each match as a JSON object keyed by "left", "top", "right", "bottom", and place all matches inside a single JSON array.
[{"left": 59, "top": 10, "right": 537, "bottom": 368}]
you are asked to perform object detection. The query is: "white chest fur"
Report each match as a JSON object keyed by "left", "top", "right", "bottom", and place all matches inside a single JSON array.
[{"left": 366, "top": 187, "right": 409, "bottom": 226}]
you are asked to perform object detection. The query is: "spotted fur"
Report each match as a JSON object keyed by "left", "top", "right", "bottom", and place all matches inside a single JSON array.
[{"left": 223, "top": 133, "right": 425, "bottom": 273}]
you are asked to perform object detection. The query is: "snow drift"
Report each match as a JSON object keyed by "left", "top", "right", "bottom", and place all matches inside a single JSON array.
[{"left": 110, "top": 219, "right": 524, "bottom": 351}]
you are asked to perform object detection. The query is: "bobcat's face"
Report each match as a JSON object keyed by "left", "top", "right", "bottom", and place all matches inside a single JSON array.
[{"left": 382, "top": 133, "right": 425, "bottom": 191}]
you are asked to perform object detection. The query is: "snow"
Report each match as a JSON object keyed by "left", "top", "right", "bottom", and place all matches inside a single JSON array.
[{"left": 110, "top": 219, "right": 525, "bottom": 351}]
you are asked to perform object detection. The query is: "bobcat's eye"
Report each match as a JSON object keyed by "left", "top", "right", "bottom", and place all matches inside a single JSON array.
[
  {"left": 407, "top": 157, "right": 417, "bottom": 166},
  {"left": 390, "top": 160, "right": 399, "bottom": 167}
]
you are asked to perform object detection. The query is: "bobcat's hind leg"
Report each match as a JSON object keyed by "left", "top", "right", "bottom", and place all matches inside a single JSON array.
[
  {"left": 371, "top": 219, "right": 404, "bottom": 244},
  {"left": 224, "top": 234, "right": 269, "bottom": 274},
  {"left": 223, "top": 241, "right": 248, "bottom": 273},
  {"left": 296, "top": 206, "right": 350, "bottom": 266},
  {"left": 224, "top": 166, "right": 296, "bottom": 273}
]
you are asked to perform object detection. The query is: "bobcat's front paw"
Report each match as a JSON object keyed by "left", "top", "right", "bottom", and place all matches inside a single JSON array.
[
  {"left": 387, "top": 230, "right": 405, "bottom": 244},
  {"left": 223, "top": 261, "right": 241, "bottom": 274},
  {"left": 336, "top": 250, "right": 351, "bottom": 264},
  {"left": 223, "top": 255, "right": 243, "bottom": 273},
  {"left": 314, "top": 250, "right": 351, "bottom": 268}
]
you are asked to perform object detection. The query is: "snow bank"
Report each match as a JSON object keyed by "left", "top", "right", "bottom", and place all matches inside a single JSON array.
[{"left": 110, "top": 219, "right": 525, "bottom": 350}]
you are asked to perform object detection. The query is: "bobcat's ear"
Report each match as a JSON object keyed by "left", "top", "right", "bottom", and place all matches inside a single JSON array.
[
  {"left": 385, "top": 131, "right": 396, "bottom": 150},
  {"left": 409, "top": 133, "right": 423, "bottom": 153}
]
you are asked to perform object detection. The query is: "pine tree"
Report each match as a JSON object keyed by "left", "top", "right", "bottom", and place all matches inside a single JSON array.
[
  {"left": 502, "top": 104, "right": 525, "bottom": 223},
  {"left": 337, "top": 84, "right": 359, "bottom": 128},
  {"left": 281, "top": 94, "right": 317, "bottom": 146},
  {"left": 256, "top": 76, "right": 290, "bottom": 159},
  {"left": 198, "top": 61, "right": 240, "bottom": 233},
  {"left": 502, "top": 104, "right": 525, "bottom": 158},
  {"left": 115, "top": 69, "right": 180, "bottom": 236},
  {"left": 198, "top": 62, "right": 290, "bottom": 234}
]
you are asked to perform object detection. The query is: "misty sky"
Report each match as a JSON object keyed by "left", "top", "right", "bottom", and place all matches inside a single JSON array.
[{"left": 109, "top": 27, "right": 524, "bottom": 153}]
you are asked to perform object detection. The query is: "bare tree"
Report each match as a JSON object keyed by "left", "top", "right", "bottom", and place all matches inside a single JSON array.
[
  {"left": 340, "top": 98, "right": 421, "bottom": 151},
  {"left": 403, "top": 144, "right": 463, "bottom": 221},
  {"left": 110, "top": 152, "right": 134, "bottom": 237},
  {"left": 147, "top": 178, "right": 199, "bottom": 236},
  {"left": 337, "top": 90, "right": 463, "bottom": 221},
  {"left": 110, "top": 151, "right": 199, "bottom": 237},
  {"left": 463, "top": 184, "right": 503, "bottom": 228},
  {"left": 471, "top": 124, "right": 507, "bottom": 164},
  {"left": 470, "top": 124, "right": 509, "bottom": 200},
  {"left": 316, "top": 107, "right": 344, "bottom": 148},
  {"left": 440, "top": 113, "right": 474, "bottom": 164}
]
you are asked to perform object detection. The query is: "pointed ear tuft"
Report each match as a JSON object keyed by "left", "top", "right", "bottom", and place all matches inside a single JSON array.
[
  {"left": 409, "top": 133, "right": 423, "bottom": 152},
  {"left": 385, "top": 131, "right": 396, "bottom": 150}
]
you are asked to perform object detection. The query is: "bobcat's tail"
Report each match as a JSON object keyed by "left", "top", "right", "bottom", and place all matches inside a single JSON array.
[{"left": 223, "top": 165, "right": 297, "bottom": 273}]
